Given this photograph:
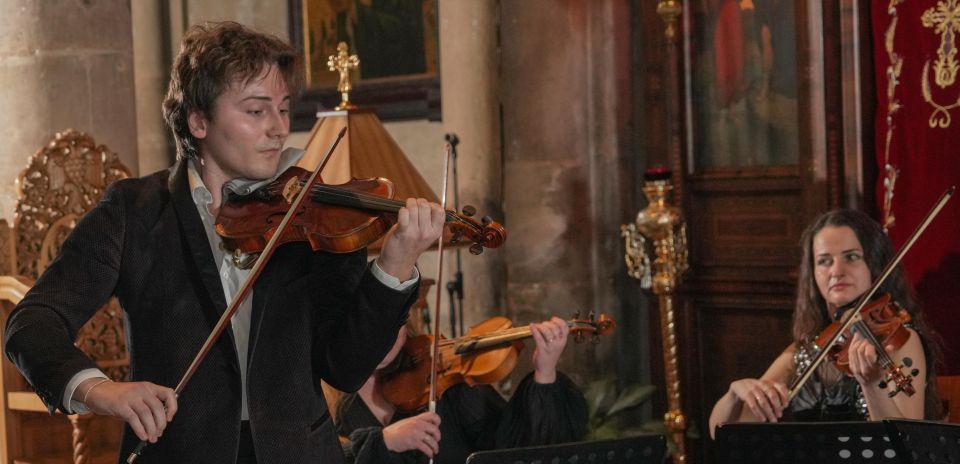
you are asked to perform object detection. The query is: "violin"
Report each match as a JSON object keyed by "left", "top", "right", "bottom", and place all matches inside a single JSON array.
[
  {"left": 381, "top": 313, "right": 616, "bottom": 413},
  {"left": 214, "top": 166, "right": 507, "bottom": 261},
  {"left": 815, "top": 293, "right": 918, "bottom": 396}
]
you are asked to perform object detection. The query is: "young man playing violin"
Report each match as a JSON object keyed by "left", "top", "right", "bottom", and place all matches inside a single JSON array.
[
  {"left": 4, "top": 21, "right": 444, "bottom": 464},
  {"left": 335, "top": 317, "right": 587, "bottom": 464},
  {"left": 708, "top": 209, "right": 941, "bottom": 438}
]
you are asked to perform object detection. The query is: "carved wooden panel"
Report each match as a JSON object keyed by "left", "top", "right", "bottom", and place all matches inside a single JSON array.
[
  {"left": 14, "top": 129, "right": 129, "bottom": 280},
  {"left": 686, "top": 174, "right": 805, "bottom": 286}
]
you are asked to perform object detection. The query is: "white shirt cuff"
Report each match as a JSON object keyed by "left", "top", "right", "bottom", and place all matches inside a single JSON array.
[
  {"left": 371, "top": 259, "right": 419, "bottom": 291},
  {"left": 63, "top": 368, "right": 108, "bottom": 414}
]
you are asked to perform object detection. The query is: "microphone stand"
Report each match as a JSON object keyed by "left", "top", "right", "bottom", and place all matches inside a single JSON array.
[{"left": 444, "top": 133, "right": 465, "bottom": 337}]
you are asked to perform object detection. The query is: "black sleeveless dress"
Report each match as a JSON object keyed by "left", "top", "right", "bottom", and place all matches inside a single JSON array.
[{"left": 789, "top": 340, "right": 869, "bottom": 421}]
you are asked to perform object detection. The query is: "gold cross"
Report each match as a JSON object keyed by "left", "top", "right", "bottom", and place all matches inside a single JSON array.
[
  {"left": 327, "top": 42, "right": 360, "bottom": 110},
  {"left": 922, "top": 0, "right": 960, "bottom": 88}
]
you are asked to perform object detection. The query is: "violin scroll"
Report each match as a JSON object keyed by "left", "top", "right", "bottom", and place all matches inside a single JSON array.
[
  {"left": 446, "top": 205, "right": 506, "bottom": 255},
  {"left": 570, "top": 311, "right": 617, "bottom": 343}
]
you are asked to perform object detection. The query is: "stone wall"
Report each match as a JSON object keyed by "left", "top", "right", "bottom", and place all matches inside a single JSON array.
[{"left": 0, "top": 0, "right": 138, "bottom": 222}]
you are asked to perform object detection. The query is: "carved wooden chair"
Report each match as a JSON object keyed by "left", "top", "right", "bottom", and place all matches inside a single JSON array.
[{"left": 0, "top": 129, "right": 130, "bottom": 464}]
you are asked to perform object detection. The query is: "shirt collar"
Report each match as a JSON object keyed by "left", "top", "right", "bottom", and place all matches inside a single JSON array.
[{"left": 185, "top": 147, "right": 306, "bottom": 208}]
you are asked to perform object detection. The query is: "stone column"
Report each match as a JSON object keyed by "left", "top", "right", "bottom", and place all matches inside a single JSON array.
[
  {"left": 499, "top": 0, "right": 632, "bottom": 386},
  {"left": 132, "top": 0, "right": 173, "bottom": 175},
  {"left": 438, "top": 1, "right": 505, "bottom": 328},
  {"left": 0, "top": 0, "right": 138, "bottom": 222}
]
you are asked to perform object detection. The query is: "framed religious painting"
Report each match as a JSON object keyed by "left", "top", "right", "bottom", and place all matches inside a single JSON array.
[
  {"left": 287, "top": 0, "right": 441, "bottom": 131},
  {"left": 687, "top": 0, "right": 806, "bottom": 171}
]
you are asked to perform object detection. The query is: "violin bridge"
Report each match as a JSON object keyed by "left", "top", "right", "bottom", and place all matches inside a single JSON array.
[{"left": 282, "top": 176, "right": 302, "bottom": 204}]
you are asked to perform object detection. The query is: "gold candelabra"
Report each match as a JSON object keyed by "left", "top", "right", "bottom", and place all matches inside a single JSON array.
[{"left": 621, "top": 168, "right": 689, "bottom": 464}]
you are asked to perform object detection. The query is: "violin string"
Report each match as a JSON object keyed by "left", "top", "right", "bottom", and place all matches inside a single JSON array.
[
  {"left": 306, "top": 185, "right": 476, "bottom": 227},
  {"left": 262, "top": 181, "right": 477, "bottom": 228},
  {"left": 851, "top": 320, "right": 896, "bottom": 368}
]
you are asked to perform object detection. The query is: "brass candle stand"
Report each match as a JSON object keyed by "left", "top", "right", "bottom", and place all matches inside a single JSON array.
[{"left": 621, "top": 168, "right": 689, "bottom": 464}]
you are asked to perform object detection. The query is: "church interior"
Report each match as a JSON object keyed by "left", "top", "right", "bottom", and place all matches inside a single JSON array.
[{"left": 0, "top": 1, "right": 958, "bottom": 463}]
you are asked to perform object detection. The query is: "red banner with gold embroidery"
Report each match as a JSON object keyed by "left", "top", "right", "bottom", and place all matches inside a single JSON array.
[{"left": 874, "top": 1, "right": 960, "bottom": 375}]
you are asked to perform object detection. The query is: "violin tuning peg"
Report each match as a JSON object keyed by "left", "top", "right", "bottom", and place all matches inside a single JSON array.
[
  {"left": 469, "top": 243, "right": 484, "bottom": 255},
  {"left": 911, "top": 369, "right": 920, "bottom": 376},
  {"left": 878, "top": 380, "right": 888, "bottom": 389},
  {"left": 481, "top": 216, "right": 492, "bottom": 226},
  {"left": 461, "top": 205, "right": 477, "bottom": 217},
  {"left": 902, "top": 356, "right": 913, "bottom": 367}
]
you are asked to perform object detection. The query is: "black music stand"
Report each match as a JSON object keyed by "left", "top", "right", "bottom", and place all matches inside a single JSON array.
[
  {"left": 715, "top": 421, "right": 899, "bottom": 463},
  {"left": 883, "top": 419, "right": 960, "bottom": 464},
  {"left": 465, "top": 435, "right": 668, "bottom": 464}
]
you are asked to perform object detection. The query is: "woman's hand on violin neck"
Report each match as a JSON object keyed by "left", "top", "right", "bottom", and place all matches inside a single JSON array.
[
  {"left": 531, "top": 317, "right": 570, "bottom": 384},
  {"left": 77, "top": 379, "right": 178, "bottom": 443},
  {"left": 382, "top": 411, "right": 442, "bottom": 457},
  {"left": 378, "top": 198, "right": 445, "bottom": 282},
  {"left": 727, "top": 378, "right": 789, "bottom": 423},
  {"left": 847, "top": 331, "right": 887, "bottom": 385}
]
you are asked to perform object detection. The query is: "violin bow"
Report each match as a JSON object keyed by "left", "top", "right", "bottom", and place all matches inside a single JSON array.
[
  {"left": 127, "top": 127, "right": 348, "bottom": 462},
  {"left": 426, "top": 143, "right": 453, "bottom": 464},
  {"left": 787, "top": 186, "right": 955, "bottom": 401}
]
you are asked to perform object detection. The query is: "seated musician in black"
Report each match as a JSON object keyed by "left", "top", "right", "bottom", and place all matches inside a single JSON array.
[
  {"left": 708, "top": 209, "right": 941, "bottom": 438},
  {"left": 335, "top": 317, "right": 588, "bottom": 464}
]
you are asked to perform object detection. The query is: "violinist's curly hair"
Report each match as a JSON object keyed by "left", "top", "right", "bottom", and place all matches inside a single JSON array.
[
  {"left": 794, "top": 208, "right": 942, "bottom": 419},
  {"left": 162, "top": 21, "right": 303, "bottom": 160}
]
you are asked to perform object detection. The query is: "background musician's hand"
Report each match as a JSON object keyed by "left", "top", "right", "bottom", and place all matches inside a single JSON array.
[
  {"left": 531, "top": 316, "right": 570, "bottom": 384},
  {"left": 378, "top": 198, "right": 445, "bottom": 282},
  {"left": 382, "top": 411, "right": 442, "bottom": 457},
  {"left": 727, "top": 378, "right": 788, "bottom": 423},
  {"left": 77, "top": 379, "right": 177, "bottom": 443}
]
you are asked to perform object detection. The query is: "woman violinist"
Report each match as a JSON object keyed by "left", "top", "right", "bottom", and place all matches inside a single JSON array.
[
  {"left": 709, "top": 209, "right": 941, "bottom": 437},
  {"left": 335, "top": 317, "right": 588, "bottom": 464}
]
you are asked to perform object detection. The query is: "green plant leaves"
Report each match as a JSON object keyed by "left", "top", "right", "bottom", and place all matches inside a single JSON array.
[{"left": 606, "top": 384, "right": 656, "bottom": 417}]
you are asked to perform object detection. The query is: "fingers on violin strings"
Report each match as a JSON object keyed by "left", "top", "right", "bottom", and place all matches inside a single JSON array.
[
  {"left": 415, "top": 198, "right": 431, "bottom": 231},
  {"left": 430, "top": 201, "right": 445, "bottom": 229},
  {"left": 397, "top": 200, "right": 411, "bottom": 228},
  {"left": 531, "top": 323, "right": 551, "bottom": 344}
]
